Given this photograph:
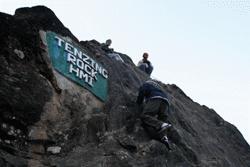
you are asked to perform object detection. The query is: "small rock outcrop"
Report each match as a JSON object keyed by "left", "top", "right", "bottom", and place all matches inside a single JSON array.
[{"left": 0, "top": 6, "right": 249, "bottom": 167}]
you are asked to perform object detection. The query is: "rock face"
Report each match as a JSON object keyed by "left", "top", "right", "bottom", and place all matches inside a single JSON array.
[{"left": 0, "top": 6, "right": 249, "bottom": 167}]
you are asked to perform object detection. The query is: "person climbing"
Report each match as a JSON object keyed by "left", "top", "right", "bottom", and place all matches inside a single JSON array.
[
  {"left": 101, "top": 39, "right": 124, "bottom": 62},
  {"left": 136, "top": 79, "right": 172, "bottom": 150},
  {"left": 137, "top": 52, "right": 153, "bottom": 76},
  {"left": 101, "top": 39, "right": 113, "bottom": 53}
]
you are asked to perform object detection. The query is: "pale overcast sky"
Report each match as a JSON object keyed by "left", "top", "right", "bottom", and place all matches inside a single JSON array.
[{"left": 1, "top": 0, "right": 250, "bottom": 144}]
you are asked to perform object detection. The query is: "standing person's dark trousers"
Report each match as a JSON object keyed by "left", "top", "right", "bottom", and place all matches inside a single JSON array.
[{"left": 141, "top": 99, "right": 169, "bottom": 140}]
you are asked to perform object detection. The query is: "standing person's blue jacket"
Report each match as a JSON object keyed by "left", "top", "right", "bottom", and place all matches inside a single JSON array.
[{"left": 136, "top": 80, "right": 169, "bottom": 105}]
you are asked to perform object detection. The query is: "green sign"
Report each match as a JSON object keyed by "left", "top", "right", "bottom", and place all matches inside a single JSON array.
[{"left": 46, "top": 32, "right": 108, "bottom": 101}]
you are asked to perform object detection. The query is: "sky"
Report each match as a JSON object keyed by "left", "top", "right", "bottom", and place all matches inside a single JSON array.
[{"left": 1, "top": 0, "right": 249, "bottom": 144}]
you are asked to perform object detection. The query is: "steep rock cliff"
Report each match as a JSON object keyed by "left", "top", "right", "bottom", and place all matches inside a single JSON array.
[{"left": 0, "top": 6, "right": 249, "bottom": 167}]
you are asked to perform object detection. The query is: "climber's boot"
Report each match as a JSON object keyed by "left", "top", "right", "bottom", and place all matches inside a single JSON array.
[
  {"left": 158, "top": 123, "right": 172, "bottom": 134},
  {"left": 161, "top": 136, "right": 172, "bottom": 150}
]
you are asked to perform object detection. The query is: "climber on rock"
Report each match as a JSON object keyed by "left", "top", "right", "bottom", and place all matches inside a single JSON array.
[
  {"left": 136, "top": 79, "right": 172, "bottom": 150},
  {"left": 137, "top": 52, "right": 153, "bottom": 76},
  {"left": 101, "top": 39, "right": 124, "bottom": 62},
  {"left": 101, "top": 39, "right": 114, "bottom": 53}
]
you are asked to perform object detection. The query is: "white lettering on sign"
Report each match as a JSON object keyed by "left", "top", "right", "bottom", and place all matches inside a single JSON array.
[
  {"left": 65, "top": 43, "right": 74, "bottom": 54},
  {"left": 55, "top": 36, "right": 64, "bottom": 47},
  {"left": 55, "top": 36, "right": 108, "bottom": 87}
]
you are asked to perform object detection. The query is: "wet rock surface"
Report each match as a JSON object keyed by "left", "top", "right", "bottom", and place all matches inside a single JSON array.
[{"left": 0, "top": 6, "right": 250, "bottom": 167}]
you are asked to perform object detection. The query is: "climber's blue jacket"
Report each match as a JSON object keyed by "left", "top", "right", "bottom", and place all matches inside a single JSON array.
[{"left": 136, "top": 80, "right": 169, "bottom": 105}]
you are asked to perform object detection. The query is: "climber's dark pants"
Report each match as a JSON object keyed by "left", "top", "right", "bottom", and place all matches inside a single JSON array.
[{"left": 140, "top": 98, "right": 169, "bottom": 140}]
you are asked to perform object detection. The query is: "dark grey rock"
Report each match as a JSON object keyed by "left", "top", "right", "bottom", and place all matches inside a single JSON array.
[{"left": 0, "top": 5, "right": 249, "bottom": 167}]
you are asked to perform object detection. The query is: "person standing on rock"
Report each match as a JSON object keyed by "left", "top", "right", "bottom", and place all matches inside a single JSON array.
[
  {"left": 137, "top": 52, "right": 153, "bottom": 76},
  {"left": 136, "top": 79, "right": 172, "bottom": 149}
]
